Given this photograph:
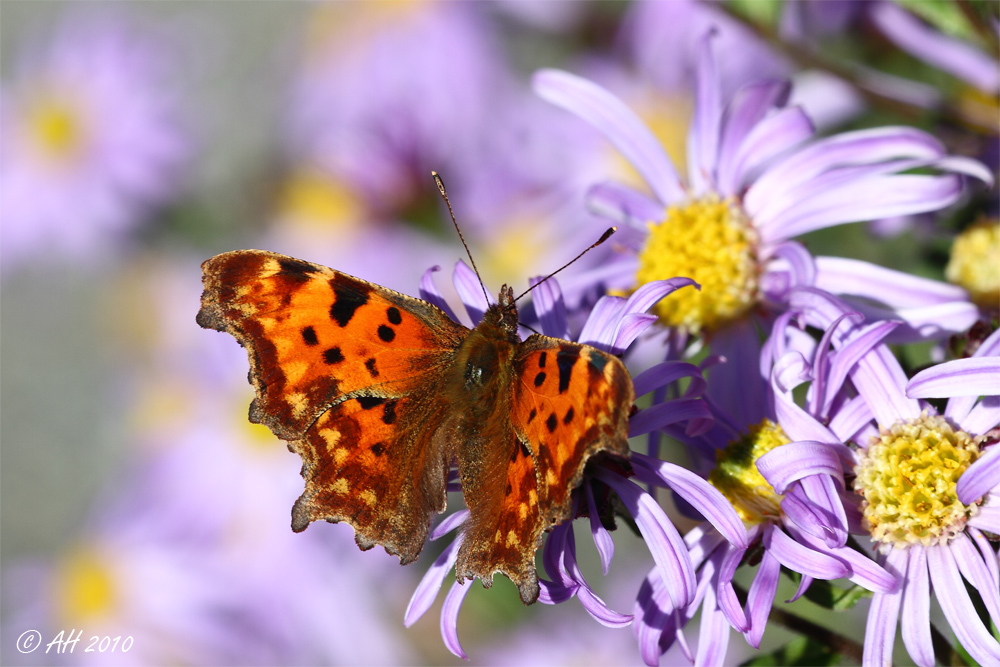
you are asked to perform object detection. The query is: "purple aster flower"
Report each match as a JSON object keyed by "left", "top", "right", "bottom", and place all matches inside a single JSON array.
[
  {"left": 403, "top": 261, "right": 750, "bottom": 659},
  {"left": 632, "top": 309, "right": 899, "bottom": 665},
  {"left": 786, "top": 287, "right": 1000, "bottom": 667},
  {"left": 0, "top": 13, "right": 190, "bottom": 270},
  {"left": 531, "top": 30, "right": 992, "bottom": 377}
]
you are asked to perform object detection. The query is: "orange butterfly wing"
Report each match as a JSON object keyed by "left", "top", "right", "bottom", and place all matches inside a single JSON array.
[
  {"left": 197, "top": 250, "right": 467, "bottom": 561},
  {"left": 454, "top": 335, "right": 633, "bottom": 604}
]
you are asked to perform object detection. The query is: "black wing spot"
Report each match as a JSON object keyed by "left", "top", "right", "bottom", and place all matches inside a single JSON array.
[
  {"left": 364, "top": 357, "right": 379, "bottom": 378},
  {"left": 323, "top": 347, "right": 344, "bottom": 364},
  {"left": 563, "top": 407, "right": 575, "bottom": 425},
  {"left": 382, "top": 400, "right": 397, "bottom": 425},
  {"left": 546, "top": 413, "right": 558, "bottom": 433},
  {"left": 330, "top": 280, "right": 369, "bottom": 327},
  {"left": 357, "top": 396, "right": 385, "bottom": 410},
  {"left": 377, "top": 325, "right": 395, "bottom": 342},
  {"left": 520, "top": 442, "right": 531, "bottom": 458},
  {"left": 538, "top": 351, "right": 547, "bottom": 368},
  {"left": 386, "top": 306, "right": 402, "bottom": 325},
  {"left": 534, "top": 371, "right": 546, "bottom": 387},
  {"left": 278, "top": 257, "right": 317, "bottom": 283},
  {"left": 505, "top": 482, "right": 512, "bottom": 495},
  {"left": 556, "top": 346, "right": 581, "bottom": 394},
  {"left": 301, "top": 326, "right": 319, "bottom": 346},
  {"left": 371, "top": 442, "right": 385, "bottom": 457},
  {"left": 528, "top": 408, "right": 537, "bottom": 423}
]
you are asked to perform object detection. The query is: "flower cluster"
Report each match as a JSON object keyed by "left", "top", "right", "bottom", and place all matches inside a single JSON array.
[{"left": 3, "top": 2, "right": 998, "bottom": 665}]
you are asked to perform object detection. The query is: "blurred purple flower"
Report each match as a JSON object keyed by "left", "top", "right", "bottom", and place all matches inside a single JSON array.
[
  {"left": 532, "top": 29, "right": 991, "bottom": 409},
  {"left": 0, "top": 13, "right": 190, "bottom": 270},
  {"left": 632, "top": 309, "right": 898, "bottom": 665},
  {"left": 789, "top": 287, "right": 1000, "bottom": 667},
  {"left": 404, "top": 262, "right": 749, "bottom": 660}
]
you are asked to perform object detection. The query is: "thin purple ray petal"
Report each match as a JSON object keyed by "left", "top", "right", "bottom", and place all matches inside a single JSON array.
[
  {"left": 530, "top": 275, "right": 569, "bottom": 340},
  {"left": 815, "top": 256, "right": 971, "bottom": 307},
  {"left": 594, "top": 467, "right": 696, "bottom": 609},
  {"left": 404, "top": 535, "right": 463, "bottom": 627},
  {"left": 716, "top": 80, "right": 792, "bottom": 193},
  {"left": 632, "top": 361, "right": 707, "bottom": 399},
  {"left": 586, "top": 181, "right": 664, "bottom": 231},
  {"left": 862, "top": 547, "right": 906, "bottom": 667},
  {"left": 631, "top": 453, "right": 748, "bottom": 549},
  {"left": 629, "top": 398, "right": 713, "bottom": 437},
  {"left": 577, "top": 585, "right": 635, "bottom": 628},
  {"left": 429, "top": 510, "right": 469, "bottom": 541},
  {"left": 452, "top": 260, "right": 491, "bottom": 325},
  {"left": 716, "top": 544, "right": 749, "bottom": 632},
  {"left": 724, "top": 106, "right": 814, "bottom": 196},
  {"left": 927, "top": 544, "right": 1000, "bottom": 665},
  {"left": 532, "top": 69, "right": 685, "bottom": 204},
  {"left": 757, "top": 441, "right": 843, "bottom": 494},
  {"left": 586, "top": 484, "right": 614, "bottom": 576},
  {"left": 694, "top": 581, "right": 730, "bottom": 667},
  {"left": 958, "top": 442, "right": 1000, "bottom": 505},
  {"left": 744, "top": 548, "right": 781, "bottom": 648},
  {"left": 900, "top": 546, "right": 934, "bottom": 667},
  {"left": 951, "top": 532, "right": 1000, "bottom": 628},
  {"left": 959, "top": 395, "right": 1000, "bottom": 437},
  {"left": 441, "top": 580, "right": 472, "bottom": 660},
  {"left": 688, "top": 29, "right": 721, "bottom": 195},
  {"left": 908, "top": 357, "right": 1000, "bottom": 399},
  {"left": 764, "top": 526, "right": 850, "bottom": 580},
  {"left": 419, "top": 265, "right": 460, "bottom": 322}
]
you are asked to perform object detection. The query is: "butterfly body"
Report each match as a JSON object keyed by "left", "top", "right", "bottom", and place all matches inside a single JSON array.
[{"left": 197, "top": 250, "right": 633, "bottom": 604}]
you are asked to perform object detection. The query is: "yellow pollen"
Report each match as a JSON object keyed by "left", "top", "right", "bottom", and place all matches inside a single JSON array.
[
  {"left": 946, "top": 218, "right": 1000, "bottom": 309},
  {"left": 854, "top": 412, "right": 982, "bottom": 549},
  {"left": 708, "top": 419, "right": 789, "bottom": 524},
  {"left": 278, "top": 169, "right": 365, "bottom": 231},
  {"left": 56, "top": 548, "right": 116, "bottom": 623},
  {"left": 636, "top": 196, "right": 759, "bottom": 333},
  {"left": 28, "top": 97, "right": 84, "bottom": 160}
]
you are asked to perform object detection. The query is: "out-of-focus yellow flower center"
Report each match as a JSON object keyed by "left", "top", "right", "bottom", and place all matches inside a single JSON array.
[
  {"left": 854, "top": 412, "right": 981, "bottom": 548},
  {"left": 29, "top": 98, "right": 82, "bottom": 160},
  {"left": 946, "top": 218, "right": 1000, "bottom": 309},
  {"left": 636, "top": 196, "right": 759, "bottom": 333},
  {"left": 278, "top": 170, "right": 365, "bottom": 231},
  {"left": 236, "top": 402, "right": 278, "bottom": 451},
  {"left": 708, "top": 419, "right": 789, "bottom": 524},
  {"left": 56, "top": 548, "right": 116, "bottom": 623}
]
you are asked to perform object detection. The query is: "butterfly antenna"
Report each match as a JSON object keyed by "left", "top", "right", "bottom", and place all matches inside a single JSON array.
[
  {"left": 512, "top": 226, "right": 617, "bottom": 304},
  {"left": 433, "top": 171, "right": 491, "bottom": 306}
]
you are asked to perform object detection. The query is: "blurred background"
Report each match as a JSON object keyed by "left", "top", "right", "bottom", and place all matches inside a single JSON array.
[{"left": 2, "top": 1, "right": 996, "bottom": 665}]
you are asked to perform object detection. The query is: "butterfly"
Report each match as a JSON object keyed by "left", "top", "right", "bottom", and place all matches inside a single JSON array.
[{"left": 196, "top": 224, "right": 633, "bottom": 606}]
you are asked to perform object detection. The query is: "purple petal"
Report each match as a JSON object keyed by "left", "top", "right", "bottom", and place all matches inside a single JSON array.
[
  {"left": 688, "top": 29, "right": 722, "bottom": 195},
  {"left": 900, "top": 546, "right": 934, "bottom": 667},
  {"left": 951, "top": 533, "right": 1000, "bottom": 630},
  {"left": 716, "top": 79, "right": 792, "bottom": 193},
  {"left": 452, "top": 260, "right": 491, "bottom": 325},
  {"left": 768, "top": 240, "right": 817, "bottom": 288},
  {"left": 577, "top": 585, "right": 635, "bottom": 628},
  {"left": 629, "top": 398, "right": 713, "bottom": 437},
  {"left": 809, "top": 311, "right": 864, "bottom": 415},
  {"left": 530, "top": 275, "right": 569, "bottom": 340},
  {"left": 764, "top": 526, "right": 850, "bottom": 580},
  {"left": 631, "top": 453, "right": 748, "bottom": 549},
  {"left": 959, "top": 442, "right": 1000, "bottom": 507},
  {"left": 822, "top": 321, "right": 901, "bottom": 416},
  {"left": 969, "top": 505, "right": 1000, "bottom": 535},
  {"left": 594, "top": 467, "right": 696, "bottom": 609},
  {"left": 587, "top": 181, "right": 664, "bottom": 230},
  {"left": 578, "top": 296, "right": 626, "bottom": 350},
  {"left": 871, "top": 1, "right": 1000, "bottom": 93},
  {"left": 707, "top": 317, "right": 768, "bottom": 427},
  {"left": 585, "top": 484, "right": 614, "bottom": 576},
  {"left": 744, "top": 549, "right": 781, "bottom": 649},
  {"left": 716, "top": 544, "right": 749, "bottom": 632},
  {"left": 429, "top": 510, "right": 470, "bottom": 541},
  {"left": 815, "top": 256, "right": 971, "bottom": 307},
  {"left": 974, "top": 328, "right": 1000, "bottom": 358},
  {"left": 726, "top": 106, "right": 815, "bottom": 195},
  {"left": 746, "top": 126, "right": 945, "bottom": 218},
  {"left": 633, "top": 572, "right": 678, "bottom": 666},
  {"left": 844, "top": 298, "right": 981, "bottom": 344},
  {"left": 612, "top": 313, "right": 660, "bottom": 355},
  {"left": 908, "top": 357, "right": 1000, "bottom": 399},
  {"left": 419, "top": 265, "right": 460, "bottom": 322},
  {"left": 694, "top": 580, "right": 731, "bottom": 667},
  {"left": 798, "top": 475, "right": 848, "bottom": 546},
  {"left": 968, "top": 527, "right": 1000, "bottom": 589},
  {"left": 927, "top": 544, "right": 1000, "bottom": 665},
  {"left": 829, "top": 395, "right": 875, "bottom": 443},
  {"left": 772, "top": 353, "right": 841, "bottom": 443},
  {"left": 542, "top": 522, "right": 576, "bottom": 589},
  {"left": 960, "top": 395, "right": 1000, "bottom": 436},
  {"left": 441, "top": 580, "right": 472, "bottom": 660},
  {"left": 757, "top": 441, "right": 843, "bottom": 494},
  {"left": 537, "top": 578, "right": 577, "bottom": 605},
  {"left": 405, "top": 535, "right": 463, "bottom": 627},
  {"left": 863, "top": 548, "right": 906, "bottom": 667},
  {"left": 532, "top": 69, "right": 685, "bottom": 204},
  {"left": 632, "top": 361, "right": 707, "bottom": 399}
]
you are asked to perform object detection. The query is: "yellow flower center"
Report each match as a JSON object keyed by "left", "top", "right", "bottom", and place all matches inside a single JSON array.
[
  {"left": 29, "top": 98, "right": 83, "bottom": 160},
  {"left": 854, "top": 412, "right": 981, "bottom": 548},
  {"left": 56, "top": 548, "right": 116, "bottom": 623},
  {"left": 708, "top": 419, "right": 790, "bottom": 524},
  {"left": 278, "top": 169, "right": 366, "bottom": 231},
  {"left": 946, "top": 218, "right": 1000, "bottom": 309},
  {"left": 636, "top": 196, "right": 759, "bottom": 333}
]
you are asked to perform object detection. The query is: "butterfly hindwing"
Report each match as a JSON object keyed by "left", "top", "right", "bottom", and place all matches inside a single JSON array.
[{"left": 197, "top": 250, "right": 466, "bottom": 440}]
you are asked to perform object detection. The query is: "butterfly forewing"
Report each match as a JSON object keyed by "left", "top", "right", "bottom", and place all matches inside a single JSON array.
[{"left": 197, "top": 250, "right": 466, "bottom": 440}]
